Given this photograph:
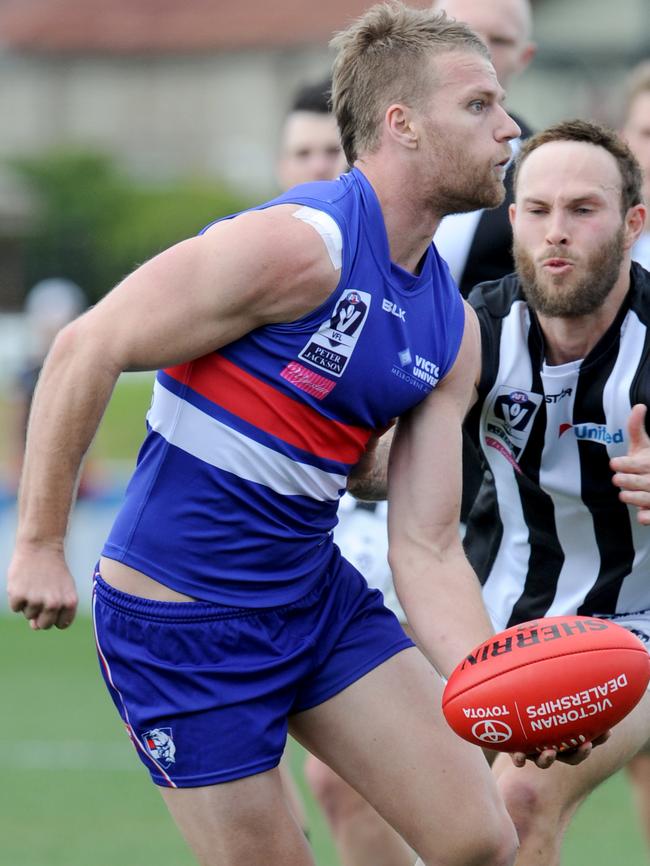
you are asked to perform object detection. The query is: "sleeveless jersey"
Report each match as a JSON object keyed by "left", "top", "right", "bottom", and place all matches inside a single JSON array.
[
  {"left": 103, "top": 168, "right": 464, "bottom": 606},
  {"left": 464, "top": 263, "right": 650, "bottom": 631}
]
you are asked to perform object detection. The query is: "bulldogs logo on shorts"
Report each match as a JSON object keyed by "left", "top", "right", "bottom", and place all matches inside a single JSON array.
[{"left": 142, "top": 727, "right": 177, "bottom": 768}]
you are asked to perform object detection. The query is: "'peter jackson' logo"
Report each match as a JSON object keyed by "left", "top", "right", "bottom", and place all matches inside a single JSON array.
[{"left": 297, "top": 289, "right": 371, "bottom": 377}]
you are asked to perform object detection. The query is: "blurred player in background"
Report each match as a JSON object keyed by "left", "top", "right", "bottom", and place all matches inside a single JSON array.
[
  {"left": 619, "top": 58, "right": 650, "bottom": 849},
  {"left": 353, "top": 119, "right": 650, "bottom": 866},
  {"left": 8, "top": 6, "right": 528, "bottom": 866},
  {"left": 432, "top": 0, "right": 536, "bottom": 295},
  {"left": 622, "top": 60, "right": 650, "bottom": 269},
  {"left": 8, "top": 278, "right": 97, "bottom": 494},
  {"left": 276, "top": 78, "right": 347, "bottom": 191}
]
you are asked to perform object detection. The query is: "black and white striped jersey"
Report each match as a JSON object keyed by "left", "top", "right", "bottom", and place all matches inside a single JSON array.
[{"left": 464, "top": 262, "right": 650, "bottom": 632}]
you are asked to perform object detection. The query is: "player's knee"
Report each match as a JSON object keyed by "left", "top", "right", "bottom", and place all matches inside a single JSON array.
[
  {"left": 498, "top": 770, "right": 552, "bottom": 841},
  {"left": 417, "top": 809, "right": 517, "bottom": 866},
  {"left": 468, "top": 814, "right": 518, "bottom": 866}
]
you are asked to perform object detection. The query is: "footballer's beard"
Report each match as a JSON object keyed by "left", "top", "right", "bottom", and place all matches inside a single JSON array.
[
  {"left": 432, "top": 158, "right": 506, "bottom": 215},
  {"left": 514, "top": 226, "right": 626, "bottom": 318},
  {"left": 423, "top": 127, "right": 507, "bottom": 215}
]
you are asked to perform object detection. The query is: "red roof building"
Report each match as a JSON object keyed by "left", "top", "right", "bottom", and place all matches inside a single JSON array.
[{"left": 0, "top": 0, "right": 430, "bottom": 54}]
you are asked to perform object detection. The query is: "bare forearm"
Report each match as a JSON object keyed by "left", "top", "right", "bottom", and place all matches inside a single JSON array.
[
  {"left": 16, "top": 325, "right": 120, "bottom": 548},
  {"left": 392, "top": 547, "right": 494, "bottom": 678}
]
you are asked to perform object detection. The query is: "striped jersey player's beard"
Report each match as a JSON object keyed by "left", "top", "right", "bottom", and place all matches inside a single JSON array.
[{"left": 514, "top": 225, "right": 625, "bottom": 319}]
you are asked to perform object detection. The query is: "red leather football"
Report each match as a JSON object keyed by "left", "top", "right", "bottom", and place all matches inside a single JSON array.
[{"left": 442, "top": 616, "right": 650, "bottom": 753}]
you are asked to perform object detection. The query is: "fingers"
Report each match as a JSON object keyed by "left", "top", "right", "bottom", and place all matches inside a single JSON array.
[
  {"left": 11, "top": 596, "right": 77, "bottom": 630},
  {"left": 510, "top": 752, "right": 527, "bottom": 768},
  {"left": 611, "top": 470, "right": 650, "bottom": 492},
  {"left": 627, "top": 404, "right": 649, "bottom": 454},
  {"left": 613, "top": 482, "right": 650, "bottom": 508},
  {"left": 534, "top": 748, "right": 561, "bottom": 769},
  {"left": 610, "top": 405, "right": 650, "bottom": 472},
  {"left": 510, "top": 732, "right": 609, "bottom": 770},
  {"left": 555, "top": 742, "right": 593, "bottom": 766},
  {"left": 609, "top": 475, "right": 650, "bottom": 524},
  {"left": 509, "top": 749, "right": 557, "bottom": 769}
]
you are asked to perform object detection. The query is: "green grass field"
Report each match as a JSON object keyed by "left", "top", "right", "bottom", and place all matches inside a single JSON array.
[
  {"left": 0, "top": 613, "right": 647, "bottom": 866},
  {"left": 2, "top": 377, "right": 649, "bottom": 864}
]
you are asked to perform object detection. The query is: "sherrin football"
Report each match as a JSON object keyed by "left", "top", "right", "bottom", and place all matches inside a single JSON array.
[{"left": 442, "top": 616, "right": 650, "bottom": 753}]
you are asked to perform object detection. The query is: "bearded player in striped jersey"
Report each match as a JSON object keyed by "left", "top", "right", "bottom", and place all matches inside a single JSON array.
[
  {"left": 459, "top": 118, "right": 650, "bottom": 865},
  {"left": 348, "top": 118, "right": 650, "bottom": 865}
]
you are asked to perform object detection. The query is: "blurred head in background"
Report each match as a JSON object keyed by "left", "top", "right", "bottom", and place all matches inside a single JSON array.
[
  {"left": 24, "top": 277, "right": 86, "bottom": 360},
  {"left": 276, "top": 79, "right": 347, "bottom": 190},
  {"left": 433, "top": 0, "right": 536, "bottom": 90},
  {"left": 622, "top": 61, "right": 650, "bottom": 205}
]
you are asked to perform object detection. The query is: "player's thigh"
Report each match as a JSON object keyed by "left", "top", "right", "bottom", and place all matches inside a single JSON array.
[
  {"left": 494, "top": 687, "right": 650, "bottom": 816},
  {"left": 160, "top": 766, "right": 313, "bottom": 866},
  {"left": 290, "top": 646, "right": 512, "bottom": 854}
]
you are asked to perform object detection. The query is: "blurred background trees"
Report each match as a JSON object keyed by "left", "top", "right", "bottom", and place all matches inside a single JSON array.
[{"left": 12, "top": 150, "right": 250, "bottom": 304}]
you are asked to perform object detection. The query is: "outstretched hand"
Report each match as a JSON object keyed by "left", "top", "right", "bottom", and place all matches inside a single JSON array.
[{"left": 610, "top": 404, "right": 650, "bottom": 525}]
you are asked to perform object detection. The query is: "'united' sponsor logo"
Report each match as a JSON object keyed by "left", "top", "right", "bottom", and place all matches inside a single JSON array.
[{"left": 559, "top": 422, "right": 624, "bottom": 444}]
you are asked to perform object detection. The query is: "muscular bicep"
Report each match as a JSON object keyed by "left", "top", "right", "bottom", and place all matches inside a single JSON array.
[{"left": 73, "top": 206, "right": 340, "bottom": 372}]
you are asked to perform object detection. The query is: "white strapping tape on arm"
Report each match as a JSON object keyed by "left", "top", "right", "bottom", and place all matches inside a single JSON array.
[{"left": 292, "top": 206, "right": 343, "bottom": 271}]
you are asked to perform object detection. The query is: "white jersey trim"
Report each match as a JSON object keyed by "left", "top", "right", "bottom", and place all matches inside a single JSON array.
[{"left": 147, "top": 380, "right": 345, "bottom": 502}]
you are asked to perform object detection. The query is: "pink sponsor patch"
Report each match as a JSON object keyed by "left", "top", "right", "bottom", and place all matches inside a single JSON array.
[
  {"left": 281, "top": 361, "right": 336, "bottom": 400},
  {"left": 485, "top": 436, "right": 522, "bottom": 474}
]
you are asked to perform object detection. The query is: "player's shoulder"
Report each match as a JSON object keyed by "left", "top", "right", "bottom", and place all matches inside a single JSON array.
[{"left": 466, "top": 272, "right": 524, "bottom": 321}]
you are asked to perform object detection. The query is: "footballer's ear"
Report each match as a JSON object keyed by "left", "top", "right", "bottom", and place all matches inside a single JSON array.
[
  {"left": 517, "top": 40, "right": 537, "bottom": 76},
  {"left": 508, "top": 202, "right": 516, "bottom": 226},
  {"left": 385, "top": 103, "right": 419, "bottom": 150},
  {"left": 623, "top": 203, "right": 646, "bottom": 250}
]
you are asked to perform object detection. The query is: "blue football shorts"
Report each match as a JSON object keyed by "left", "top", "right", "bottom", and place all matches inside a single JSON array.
[{"left": 92, "top": 550, "right": 414, "bottom": 788}]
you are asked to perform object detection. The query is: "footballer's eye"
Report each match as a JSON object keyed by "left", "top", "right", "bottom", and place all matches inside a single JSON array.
[{"left": 469, "top": 100, "right": 486, "bottom": 113}]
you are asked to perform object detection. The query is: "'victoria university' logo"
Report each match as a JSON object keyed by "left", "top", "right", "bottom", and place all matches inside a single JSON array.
[
  {"left": 297, "top": 289, "right": 371, "bottom": 378},
  {"left": 391, "top": 347, "right": 441, "bottom": 393},
  {"left": 485, "top": 386, "right": 543, "bottom": 471}
]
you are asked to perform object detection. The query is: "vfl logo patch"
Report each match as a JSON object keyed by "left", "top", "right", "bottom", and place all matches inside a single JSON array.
[
  {"left": 486, "top": 386, "right": 543, "bottom": 464},
  {"left": 298, "top": 289, "right": 371, "bottom": 377},
  {"left": 559, "top": 422, "right": 624, "bottom": 445},
  {"left": 142, "top": 727, "right": 176, "bottom": 768}
]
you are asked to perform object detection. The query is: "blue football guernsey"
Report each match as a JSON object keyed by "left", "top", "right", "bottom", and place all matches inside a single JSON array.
[{"left": 102, "top": 168, "right": 464, "bottom": 606}]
